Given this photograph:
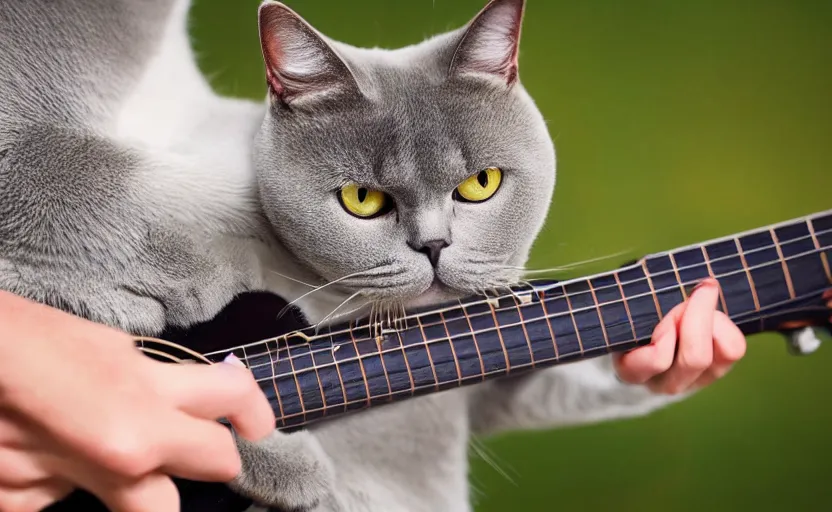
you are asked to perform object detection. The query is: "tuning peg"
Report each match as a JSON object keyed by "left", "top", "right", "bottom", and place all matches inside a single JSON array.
[{"left": 784, "top": 326, "right": 823, "bottom": 356}]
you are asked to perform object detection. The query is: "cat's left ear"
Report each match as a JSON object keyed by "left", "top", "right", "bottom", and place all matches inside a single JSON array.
[
  {"left": 258, "top": 1, "right": 361, "bottom": 106},
  {"left": 449, "top": 0, "right": 526, "bottom": 85}
]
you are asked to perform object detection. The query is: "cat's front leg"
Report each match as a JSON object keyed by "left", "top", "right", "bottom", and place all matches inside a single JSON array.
[{"left": 231, "top": 429, "right": 336, "bottom": 512}]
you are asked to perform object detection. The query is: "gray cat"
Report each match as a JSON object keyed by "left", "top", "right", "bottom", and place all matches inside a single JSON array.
[{"left": 0, "top": 0, "right": 686, "bottom": 510}]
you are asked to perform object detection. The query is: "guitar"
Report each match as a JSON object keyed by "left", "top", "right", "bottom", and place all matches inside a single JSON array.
[
  {"left": 136, "top": 209, "right": 832, "bottom": 431},
  {"left": 49, "top": 209, "right": 832, "bottom": 512}
]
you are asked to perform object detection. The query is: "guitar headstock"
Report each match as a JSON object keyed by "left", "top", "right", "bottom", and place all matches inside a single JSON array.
[{"left": 134, "top": 336, "right": 213, "bottom": 365}]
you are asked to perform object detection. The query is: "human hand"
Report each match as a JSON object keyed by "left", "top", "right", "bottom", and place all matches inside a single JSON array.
[
  {"left": 612, "top": 278, "right": 748, "bottom": 395},
  {"left": 0, "top": 291, "right": 275, "bottom": 512}
]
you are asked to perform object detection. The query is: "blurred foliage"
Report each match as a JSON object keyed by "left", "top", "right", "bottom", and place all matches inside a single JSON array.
[{"left": 190, "top": 1, "right": 832, "bottom": 510}]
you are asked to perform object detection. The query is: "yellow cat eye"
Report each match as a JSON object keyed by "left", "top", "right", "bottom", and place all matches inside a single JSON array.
[
  {"left": 455, "top": 167, "right": 502, "bottom": 203},
  {"left": 338, "top": 183, "right": 390, "bottom": 218}
]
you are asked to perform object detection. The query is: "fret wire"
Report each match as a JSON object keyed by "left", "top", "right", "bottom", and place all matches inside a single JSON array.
[
  {"left": 255, "top": 285, "right": 827, "bottom": 389},
  {"left": 242, "top": 248, "right": 829, "bottom": 377},
  {"left": 439, "top": 311, "right": 464, "bottom": 383},
  {"left": 395, "top": 329, "right": 417, "bottom": 393},
  {"left": 487, "top": 300, "right": 512, "bottom": 374},
  {"left": 308, "top": 343, "right": 327, "bottom": 415},
  {"left": 205, "top": 227, "right": 832, "bottom": 360},
  {"left": 701, "top": 245, "right": 729, "bottom": 313},
  {"left": 510, "top": 294, "right": 536, "bottom": 367},
  {"left": 271, "top": 291, "right": 815, "bottom": 425},
  {"left": 348, "top": 322, "right": 372, "bottom": 407},
  {"left": 264, "top": 341, "right": 286, "bottom": 421},
  {"left": 459, "top": 302, "right": 487, "bottom": 380},
  {"left": 376, "top": 332, "right": 393, "bottom": 396},
  {"left": 734, "top": 237, "right": 761, "bottom": 311},
  {"left": 668, "top": 252, "right": 688, "bottom": 301},
  {"left": 586, "top": 279, "right": 611, "bottom": 350},
  {"left": 240, "top": 345, "right": 251, "bottom": 367},
  {"left": 562, "top": 285, "right": 584, "bottom": 355},
  {"left": 641, "top": 260, "right": 663, "bottom": 321},
  {"left": 272, "top": 341, "right": 635, "bottom": 424},
  {"left": 614, "top": 271, "right": 637, "bottom": 340},
  {"left": 240, "top": 247, "right": 831, "bottom": 374},
  {"left": 285, "top": 338, "right": 308, "bottom": 423},
  {"left": 770, "top": 228, "right": 797, "bottom": 299},
  {"left": 327, "top": 325, "right": 349, "bottom": 414},
  {"left": 415, "top": 314, "right": 440, "bottom": 390},
  {"left": 537, "top": 290, "right": 560, "bottom": 361},
  {"left": 808, "top": 218, "right": 832, "bottom": 284}
]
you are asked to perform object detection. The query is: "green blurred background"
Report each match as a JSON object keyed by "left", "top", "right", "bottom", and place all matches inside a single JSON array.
[{"left": 190, "top": 1, "right": 832, "bottom": 510}]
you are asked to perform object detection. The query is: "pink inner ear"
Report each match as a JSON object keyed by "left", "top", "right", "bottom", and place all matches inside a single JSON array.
[
  {"left": 258, "top": 3, "right": 359, "bottom": 104},
  {"left": 260, "top": 6, "right": 290, "bottom": 97},
  {"left": 452, "top": 0, "right": 525, "bottom": 83}
]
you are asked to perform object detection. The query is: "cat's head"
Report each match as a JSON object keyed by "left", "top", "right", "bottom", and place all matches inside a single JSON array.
[{"left": 254, "top": 0, "right": 555, "bottom": 312}]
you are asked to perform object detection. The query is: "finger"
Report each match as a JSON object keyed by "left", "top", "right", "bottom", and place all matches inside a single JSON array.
[
  {"left": 157, "top": 414, "right": 241, "bottom": 482},
  {"left": 0, "top": 410, "right": 38, "bottom": 449},
  {"left": 650, "top": 279, "right": 719, "bottom": 394},
  {"left": 0, "top": 448, "right": 51, "bottom": 487},
  {"left": 94, "top": 473, "right": 179, "bottom": 512},
  {"left": 614, "top": 302, "right": 683, "bottom": 384},
  {"left": 692, "top": 311, "right": 747, "bottom": 389},
  {"left": 0, "top": 479, "right": 73, "bottom": 512},
  {"left": 153, "top": 357, "right": 275, "bottom": 441}
]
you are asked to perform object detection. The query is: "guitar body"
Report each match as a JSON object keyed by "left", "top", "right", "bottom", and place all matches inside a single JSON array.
[{"left": 45, "top": 292, "right": 309, "bottom": 512}]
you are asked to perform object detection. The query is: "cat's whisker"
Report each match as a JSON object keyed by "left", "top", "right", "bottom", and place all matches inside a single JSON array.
[
  {"left": 400, "top": 301, "right": 408, "bottom": 330},
  {"left": 514, "top": 248, "right": 635, "bottom": 275},
  {"left": 314, "top": 291, "right": 364, "bottom": 334},
  {"left": 267, "top": 269, "right": 319, "bottom": 288},
  {"left": 368, "top": 302, "right": 379, "bottom": 338},
  {"left": 469, "top": 437, "right": 518, "bottom": 486},
  {"left": 278, "top": 266, "right": 391, "bottom": 318},
  {"left": 323, "top": 303, "right": 370, "bottom": 329}
]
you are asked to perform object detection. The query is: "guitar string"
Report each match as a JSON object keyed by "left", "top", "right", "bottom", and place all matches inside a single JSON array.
[
  {"left": 196, "top": 232, "right": 832, "bottom": 366},
  {"left": 203, "top": 226, "right": 832, "bottom": 359},
  {"left": 203, "top": 245, "right": 832, "bottom": 373},
  {"left": 267, "top": 294, "right": 828, "bottom": 425},
  {"left": 241, "top": 248, "right": 830, "bottom": 380}
]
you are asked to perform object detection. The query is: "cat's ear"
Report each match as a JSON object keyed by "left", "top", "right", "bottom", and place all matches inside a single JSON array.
[
  {"left": 258, "top": 2, "right": 360, "bottom": 106},
  {"left": 449, "top": 0, "right": 525, "bottom": 85}
]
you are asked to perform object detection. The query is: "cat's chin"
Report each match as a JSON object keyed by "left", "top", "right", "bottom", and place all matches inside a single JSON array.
[{"left": 405, "top": 279, "right": 464, "bottom": 310}]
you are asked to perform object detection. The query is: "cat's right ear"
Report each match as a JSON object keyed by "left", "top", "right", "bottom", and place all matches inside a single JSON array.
[{"left": 258, "top": 1, "right": 361, "bottom": 106}]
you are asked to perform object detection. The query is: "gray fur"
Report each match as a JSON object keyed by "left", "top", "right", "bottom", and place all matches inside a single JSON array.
[
  {"left": 0, "top": 1, "right": 684, "bottom": 511},
  {"left": 0, "top": 0, "right": 267, "bottom": 335}
]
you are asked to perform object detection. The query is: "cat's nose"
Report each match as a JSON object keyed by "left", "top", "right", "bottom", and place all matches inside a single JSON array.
[{"left": 409, "top": 239, "right": 450, "bottom": 268}]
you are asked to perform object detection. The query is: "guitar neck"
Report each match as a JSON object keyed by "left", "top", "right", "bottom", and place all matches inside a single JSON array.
[{"left": 208, "top": 210, "right": 832, "bottom": 430}]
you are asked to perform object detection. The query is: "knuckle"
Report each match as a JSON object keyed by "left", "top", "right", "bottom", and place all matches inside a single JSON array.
[
  {"left": 648, "top": 356, "right": 672, "bottom": 375},
  {"left": 724, "top": 340, "right": 747, "bottom": 362},
  {"left": 678, "top": 350, "right": 711, "bottom": 371},
  {"left": 217, "top": 453, "right": 243, "bottom": 481},
  {"left": 214, "top": 434, "right": 243, "bottom": 481},
  {"left": 95, "top": 427, "right": 156, "bottom": 477}
]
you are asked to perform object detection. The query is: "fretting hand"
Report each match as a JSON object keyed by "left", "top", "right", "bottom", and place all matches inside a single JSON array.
[
  {"left": 613, "top": 278, "right": 748, "bottom": 394},
  {"left": 0, "top": 291, "right": 275, "bottom": 512}
]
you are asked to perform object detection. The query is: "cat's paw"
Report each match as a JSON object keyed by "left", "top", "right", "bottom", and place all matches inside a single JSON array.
[
  {"left": 231, "top": 430, "right": 335, "bottom": 512},
  {"left": 138, "top": 230, "right": 265, "bottom": 329}
]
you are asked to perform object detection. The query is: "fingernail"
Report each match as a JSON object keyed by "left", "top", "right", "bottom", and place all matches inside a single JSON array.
[
  {"left": 223, "top": 353, "right": 247, "bottom": 368},
  {"left": 692, "top": 278, "right": 717, "bottom": 294}
]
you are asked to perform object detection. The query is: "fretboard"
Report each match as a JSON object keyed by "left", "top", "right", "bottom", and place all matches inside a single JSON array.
[{"left": 206, "top": 210, "right": 832, "bottom": 430}]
